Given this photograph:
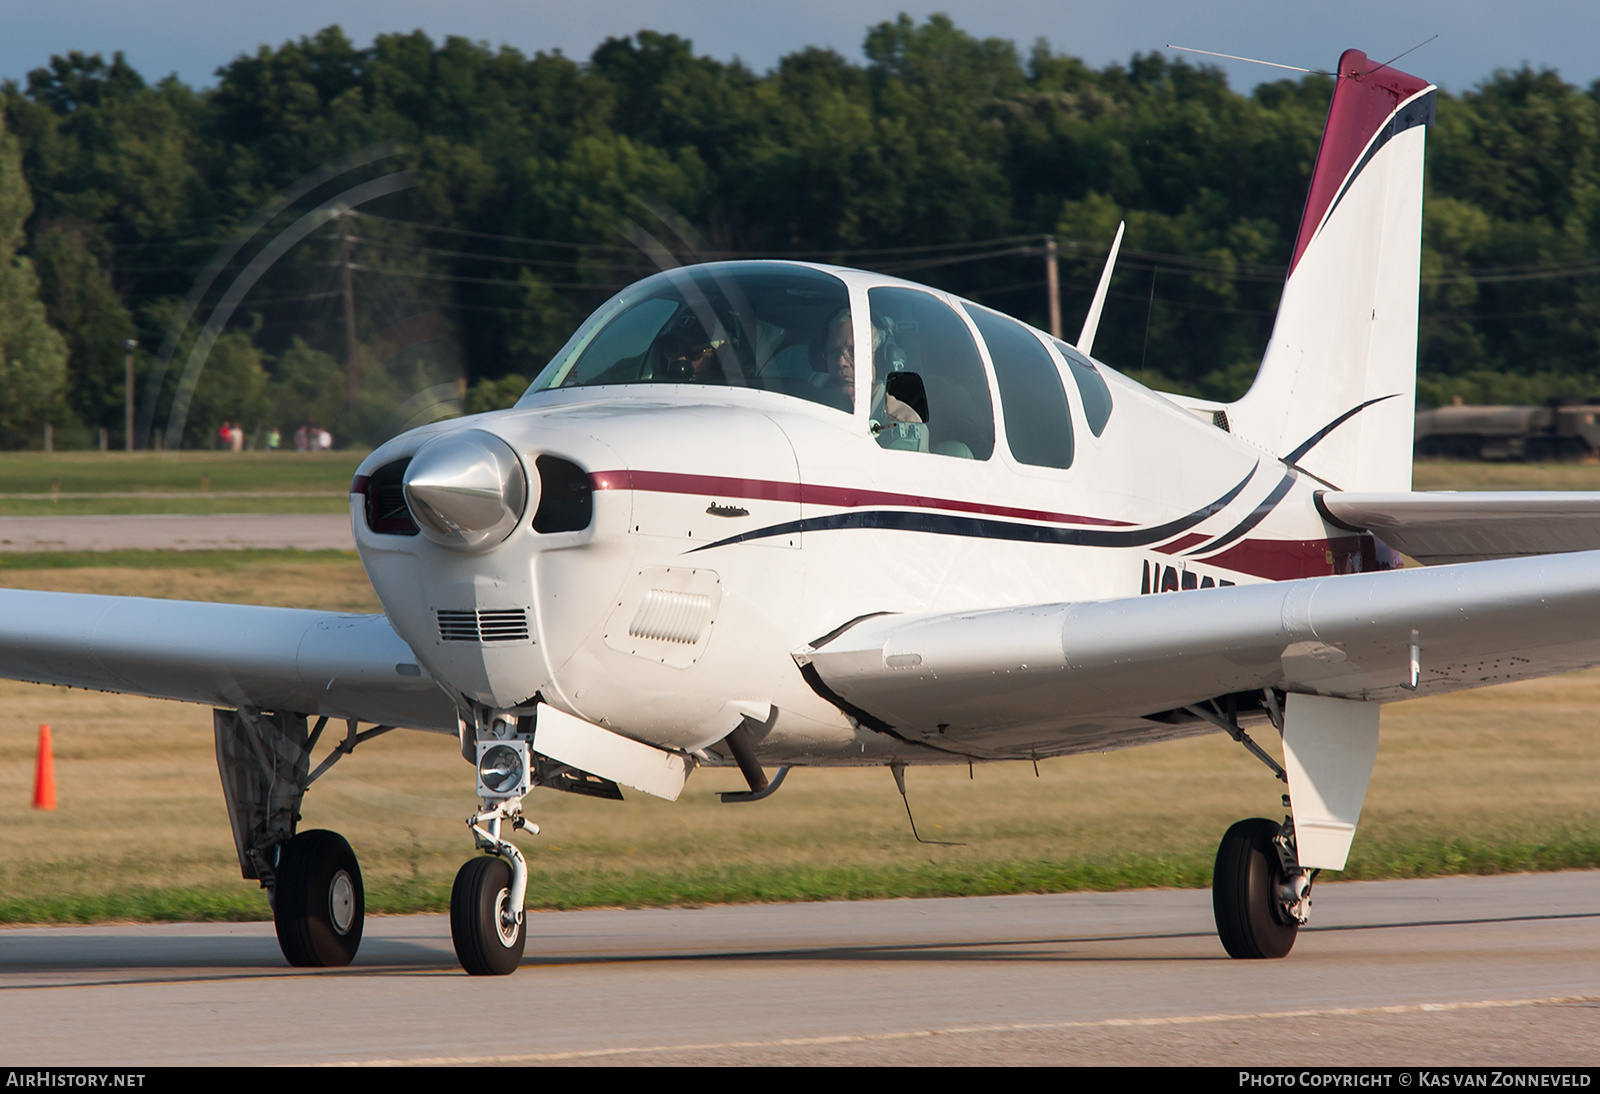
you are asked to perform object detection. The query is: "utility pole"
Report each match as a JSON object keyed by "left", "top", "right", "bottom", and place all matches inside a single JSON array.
[
  {"left": 1045, "top": 235, "right": 1062, "bottom": 339},
  {"left": 340, "top": 208, "right": 359, "bottom": 412},
  {"left": 124, "top": 338, "right": 137, "bottom": 451}
]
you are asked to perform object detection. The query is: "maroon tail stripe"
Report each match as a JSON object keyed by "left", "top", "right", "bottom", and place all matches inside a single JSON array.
[
  {"left": 1288, "top": 50, "right": 1431, "bottom": 277},
  {"left": 590, "top": 469, "right": 1133, "bottom": 528}
]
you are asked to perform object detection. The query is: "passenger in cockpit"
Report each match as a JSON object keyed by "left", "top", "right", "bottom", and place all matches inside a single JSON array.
[
  {"left": 868, "top": 315, "right": 924, "bottom": 428},
  {"left": 659, "top": 329, "right": 718, "bottom": 382}
]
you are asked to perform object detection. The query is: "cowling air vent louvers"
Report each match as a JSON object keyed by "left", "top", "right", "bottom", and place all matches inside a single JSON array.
[{"left": 436, "top": 608, "right": 530, "bottom": 643}]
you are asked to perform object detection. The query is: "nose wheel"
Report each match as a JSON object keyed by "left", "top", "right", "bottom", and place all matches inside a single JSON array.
[
  {"left": 451, "top": 855, "right": 527, "bottom": 975},
  {"left": 1212, "top": 817, "right": 1305, "bottom": 959},
  {"left": 272, "top": 829, "right": 365, "bottom": 967}
]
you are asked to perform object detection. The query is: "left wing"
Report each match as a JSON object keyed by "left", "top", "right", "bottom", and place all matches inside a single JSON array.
[
  {"left": 797, "top": 549, "right": 1600, "bottom": 755},
  {"left": 0, "top": 589, "right": 457, "bottom": 730}
]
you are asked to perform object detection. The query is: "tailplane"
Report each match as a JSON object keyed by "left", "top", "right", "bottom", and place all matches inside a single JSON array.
[{"left": 1227, "top": 50, "right": 1435, "bottom": 491}]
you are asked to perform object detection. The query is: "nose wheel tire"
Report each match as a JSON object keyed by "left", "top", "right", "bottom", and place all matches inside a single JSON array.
[
  {"left": 451, "top": 856, "right": 526, "bottom": 975},
  {"left": 1212, "top": 817, "right": 1299, "bottom": 959},
  {"left": 272, "top": 830, "right": 364, "bottom": 967}
]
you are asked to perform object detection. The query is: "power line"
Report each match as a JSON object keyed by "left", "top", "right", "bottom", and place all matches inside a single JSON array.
[
  {"left": 100, "top": 207, "right": 1600, "bottom": 301},
  {"left": 343, "top": 234, "right": 623, "bottom": 272},
  {"left": 346, "top": 262, "right": 635, "bottom": 292},
  {"left": 356, "top": 211, "right": 1046, "bottom": 259},
  {"left": 1431, "top": 265, "right": 1600, "bottom": 285},
  {"left": 355, "top": 212, "right": 639, "bottom": 254}
]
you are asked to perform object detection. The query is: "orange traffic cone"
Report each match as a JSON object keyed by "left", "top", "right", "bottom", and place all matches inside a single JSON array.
[{"left": 33, "top": 723, "right": 56, "bottom": 811}]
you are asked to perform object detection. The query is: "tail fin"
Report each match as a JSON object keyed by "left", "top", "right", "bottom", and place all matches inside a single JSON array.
[{"left": 1228, "top": 50, "right": 1435, "bottom": 491}]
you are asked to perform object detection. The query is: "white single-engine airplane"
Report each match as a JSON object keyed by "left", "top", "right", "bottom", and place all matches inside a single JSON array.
[{"left": 4, "top": 49, "right": 1598, "bottom": 975}]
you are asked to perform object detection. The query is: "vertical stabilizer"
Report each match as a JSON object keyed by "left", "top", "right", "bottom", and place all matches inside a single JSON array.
[{"left": 1228, "top": 51, "right": 1435, "bottom": 491}]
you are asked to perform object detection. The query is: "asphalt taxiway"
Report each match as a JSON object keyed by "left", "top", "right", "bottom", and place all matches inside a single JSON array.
[
  {"left": 0, "top": 513, "right": 353, "bottom": 552},
  {"left": 1, "top": 871, "right": 1596, "bottom": 1065}
]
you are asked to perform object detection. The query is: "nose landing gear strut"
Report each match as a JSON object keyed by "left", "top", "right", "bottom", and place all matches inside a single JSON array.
[{"left": 450, "top": 711, "right": 538, "bottom": 975}]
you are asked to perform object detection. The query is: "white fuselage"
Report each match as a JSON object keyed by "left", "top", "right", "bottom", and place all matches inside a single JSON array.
[{"left": 353, "top": 266, "right": 1396, "bottom": 766}]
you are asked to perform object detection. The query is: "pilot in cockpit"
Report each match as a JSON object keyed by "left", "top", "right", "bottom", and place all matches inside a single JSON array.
[
  {"left": 820, "top": 309, "right": 857, "bottom": 412},
  {"left": 821, "top": 309, "right": 923, "bottom": 428}
]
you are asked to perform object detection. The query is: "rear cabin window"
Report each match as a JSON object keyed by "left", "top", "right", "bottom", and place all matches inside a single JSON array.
[
  {"left": 1052, "top": 338, "right": 1114, "bottom": 436},
  {"left": 964, "top": 304, "right": 1075, "bottom": 470},
  {"left": 867, "top": 287, "right": 994, "bottom": 460}
]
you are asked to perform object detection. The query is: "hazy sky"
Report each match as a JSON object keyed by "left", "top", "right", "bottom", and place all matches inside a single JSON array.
[{"left": 5, "top": 1, "right": 1596, "bottom": 95}]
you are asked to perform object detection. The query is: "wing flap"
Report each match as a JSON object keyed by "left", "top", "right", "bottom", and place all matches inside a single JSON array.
[
  {"left": 0, "top": 589, "right": 457, "bottom": 730},
  {"left": 798, "top": 550, "right": 1600, "bottom": 749},
  {"left": 1319, "top": 490, "right": 1600, "bottom": 563}
]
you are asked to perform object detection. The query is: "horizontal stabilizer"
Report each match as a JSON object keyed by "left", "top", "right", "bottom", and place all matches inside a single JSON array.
[
  {"left": 0, "top": 589, "right": 457, "bottom": 730},
  {"left": 1319, "top": 490, "right": 1600, "bottom": 564}
]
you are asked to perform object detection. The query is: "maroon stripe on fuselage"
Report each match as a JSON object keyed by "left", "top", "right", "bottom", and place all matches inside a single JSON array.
[
  {"left": 1203, "top": 535, "right": 1405, "bottom": 582},
  {"left": 1155, "top": 532, "right": 1208, "bottom": 555},
  {"left": 591, "top": 469, "right": 797, "bottom": 502},
  {"left": 589, "top": 469, "right": 1134, "bottom": 528}
]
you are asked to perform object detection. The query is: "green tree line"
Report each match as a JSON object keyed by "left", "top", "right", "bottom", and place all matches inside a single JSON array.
[{"left": 1, "top": 15, "right": 1597, "bottom": 448}]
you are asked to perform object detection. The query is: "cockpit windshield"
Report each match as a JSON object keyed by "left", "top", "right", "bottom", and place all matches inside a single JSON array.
[{"left": 525, "top": 264, "right": 854, "bottom": 413}]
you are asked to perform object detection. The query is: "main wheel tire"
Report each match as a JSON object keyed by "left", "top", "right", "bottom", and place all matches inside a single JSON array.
[
  {"left": 1212, "top": 818, "right": 1298, "bottom": 959},
  {"left": 272, "top": 830, "right": 364, "bottom": 967},
  {"left": 451, "top": 856, "right": 526, "bottom": 976}
]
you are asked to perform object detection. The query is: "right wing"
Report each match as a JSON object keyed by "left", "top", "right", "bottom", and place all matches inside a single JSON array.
[
  {"left": 0, "top": 589, "right": 457, "bottom": 730},
  {"left": 797, "top": 549, "right": 1600, "bottom": 757}
]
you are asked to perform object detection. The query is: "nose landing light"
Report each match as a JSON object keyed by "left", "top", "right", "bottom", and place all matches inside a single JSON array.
[{"left": 403, "top": 430, "right": 532, "bottom": 550}]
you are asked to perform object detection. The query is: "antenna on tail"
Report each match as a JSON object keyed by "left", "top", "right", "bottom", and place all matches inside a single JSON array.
[
  {"left": 1167, "top": 45, "right": 1331, "bottom": 75},
  {"left": 1077, "top": 221, "right": 1125, "bottom": 357},
  {"left": 1167, "top": 38, "right": 1437, "bottom": 80}
]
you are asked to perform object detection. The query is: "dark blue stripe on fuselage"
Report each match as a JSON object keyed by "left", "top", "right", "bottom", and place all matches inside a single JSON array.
[
  {"left": 690, "top": 465, "right": 1257, "bottom": 552},
  {"left": 1185, "top": 469, "right": 1298, "bottom": 556}
]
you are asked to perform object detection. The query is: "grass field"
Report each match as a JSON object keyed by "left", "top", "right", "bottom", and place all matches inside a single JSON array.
[
  {"left": 0, "top": 551, "right": 1596, "bottom": 924},
  {"left": 1411, "top": 458, "right": 1600, "bottom": 491},
  {"left": 0, "top": 451, "right": 360, "bottom": 516}
]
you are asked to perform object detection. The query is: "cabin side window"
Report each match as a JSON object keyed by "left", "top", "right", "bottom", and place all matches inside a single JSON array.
[
  {"left": 964, "top": 303, "right": 1075, "bottom": 470},
  {"left": 1051, "top": 339, "right": 1114, "bottom": 436},
  {"left": 866, "top": 287, "right": 994, "bottom": 460}
]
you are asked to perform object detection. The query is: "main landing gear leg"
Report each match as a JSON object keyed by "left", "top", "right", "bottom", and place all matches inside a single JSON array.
[
  {"left": 451, "top": 710, "right": 538, "bottom": 976},
  {"left": 1212, "top": 816, "right": 1312, "bottom": 959},
  {"left": 1210, "top": 689, "right": 1380, "bottom": 958},
  {"left": 1187, "top": 693, "right": 1314, "bottom": 960},
  {"left": 214, "top": 708, "right": 391, "bottom": 968},
  {"left": 274, "top": 829, "right": 364, "bottom": 967}
]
